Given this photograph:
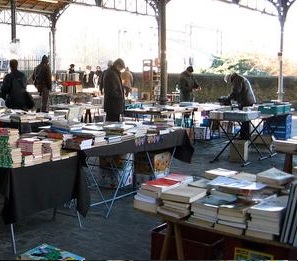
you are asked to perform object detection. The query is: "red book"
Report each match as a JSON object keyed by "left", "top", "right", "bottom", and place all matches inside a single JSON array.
[{"left": 141, "top": 177, "right": 181, "bottom": 193}]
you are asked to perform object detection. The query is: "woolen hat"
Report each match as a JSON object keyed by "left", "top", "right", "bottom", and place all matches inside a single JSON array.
[
  {"left": 186, "top": 66, "right": 194, "bottom": 73},
  {"left": 113, "top": 58, "right": 125, "bottom": 69}
]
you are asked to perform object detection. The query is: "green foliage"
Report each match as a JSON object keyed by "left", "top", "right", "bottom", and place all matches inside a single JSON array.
[{"left": 202, "top": 55, "right": 270, "bottom": 76}]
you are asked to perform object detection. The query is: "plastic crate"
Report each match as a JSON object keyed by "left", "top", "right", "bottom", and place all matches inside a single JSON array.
[
  {"left": 262, "top": 114, "right": 292, "bottom": 140},
  {"left": 258, "top": 104, "right": 285, "bottom": 115}
]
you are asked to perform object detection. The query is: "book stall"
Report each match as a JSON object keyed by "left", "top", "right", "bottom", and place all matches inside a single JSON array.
[
  {"left": 133, "top": 166, "right": 297, "bottom": 260},
  {"left": 0, "top": 98, "right": 295, "bottom": 258},
  {"left": 0, "top": 108, "right": 194, "bottom": 253}
]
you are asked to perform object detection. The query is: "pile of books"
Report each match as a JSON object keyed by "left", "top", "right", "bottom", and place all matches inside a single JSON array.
[
  {"left": 246, "top": 195, "right": 289, "bottom": 240},
  {"left": 187, "top": 191, "right": 237, "bottom": 228},
  {"left": 256, "top": 167, "right": 295, "bottom": 188},
  {"left": 0, "top": 128, "right": 22, "bottom": 168},
  {"left": 41, "top": 138, "right": 63, "bottom": 161},
  {"left": 215, "top": 199, "right": 254, "bottom": 235},
  {"left": 157, "top": 184, "right": 207, "bottom": 219},
  {"left": 133, "top": 173, "right": 193, "bottom": 214},
  {"left": 64, "top": 136, "right": 93, "bottom": 150},
  {"left": 18, "top": 137, "right": 43, "bottom": 165},
  {"left": 51, "top": 119, "right": 84, "bottom": 132}
]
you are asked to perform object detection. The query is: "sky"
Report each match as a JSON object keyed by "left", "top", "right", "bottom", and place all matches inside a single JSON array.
[{"left": 0, "top": 0, "right": 297, "bottom": 73}]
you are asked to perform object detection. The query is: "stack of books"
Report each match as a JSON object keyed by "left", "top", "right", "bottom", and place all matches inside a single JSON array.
[
  {"left": 41, "top": 138, "right": 63, "bottom": 161},
  {"left": 18, "top": 137, "right": 43, "bottom": 165},
  {"left": 256, "top": 167, "right": 295, "bottom": 188},
  {"left": 10, "top": 113, "right": 37, "bottom": 123},
  {"left": 280, "top": 181, "right": 297, "bottom": 246},
  {"left": 245, "top": 195, "right": 289, "bottom": 240},
  {"left": 133, "top": 177, "right": 181, "bottom": 214},
  {"left": 206, "top": 176, "right": 267, "bottom": 198},
  {"left": 215, "top": 199, "right": 254, "bottom": 235},
  {"left": 64, "top": 136, "right": 93, "bottom": 150},
  {"left": 51, "top": 119, "right": 84, "bottom": 132},
  {"left": 104, "top": 135, "right": 122, "bottom": 144},
  {"left": 157, "top": 184, "right": 207, "bottom": 219},
  {"left": 103, "top": 123, "right": 135, "bottom": 135},
  {"left": 0, "top": 127, "right": 19, "bottom": 147},
  {"left": 0, "top": 128, "right": 21, "bottom": 168},
  {"left": 187, "top": 190, "right": 237, "bottom": 228}
]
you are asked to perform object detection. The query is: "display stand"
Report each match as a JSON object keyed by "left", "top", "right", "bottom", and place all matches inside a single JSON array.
[{"left": 141, "top": 59, "right": 160, "bottom": 101}]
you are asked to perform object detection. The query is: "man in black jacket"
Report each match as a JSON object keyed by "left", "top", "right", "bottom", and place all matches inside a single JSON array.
[
  {"left": 0, "top": 59, "right": 28, "bottom": 110},
  {"left": 32, "top": 55, "right": 52, "bottom": 112},
  {"left": 102, "top": 58, "right": 126, "bottom": 122}
]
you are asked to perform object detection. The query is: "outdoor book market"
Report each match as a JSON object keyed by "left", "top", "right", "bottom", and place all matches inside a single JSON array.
[{"left": 0, "top": 0, "right": 297, "bottom": 261}]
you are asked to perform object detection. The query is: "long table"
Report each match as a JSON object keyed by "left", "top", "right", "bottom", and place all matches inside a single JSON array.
[
  {"left": 0, "top": 156, "right": 90, "bottom": 253},
  {"left": 210, "top": 113, "right": 277, "bottom": 166},
  {"left": 80, "top": 129, "right": 194, "bottom": 217}
]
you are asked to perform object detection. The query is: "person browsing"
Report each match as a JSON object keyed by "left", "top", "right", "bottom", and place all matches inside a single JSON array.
[
  {"left": 224, "top": 72, "right": 257, "bottom": 139},
  {"left": 178, "top": 65, "right": 200, "bottom": 102},
  {"left": 102, "top": 58, "right": 126, "bottom": 122}
]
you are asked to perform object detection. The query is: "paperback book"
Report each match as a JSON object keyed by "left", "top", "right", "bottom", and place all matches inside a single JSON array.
[
  {"left": 160, "top": 184, "right": 207, "bottom": 203},
  {"left": 18, "top": 243, "right": 85, "bottom": 260}
]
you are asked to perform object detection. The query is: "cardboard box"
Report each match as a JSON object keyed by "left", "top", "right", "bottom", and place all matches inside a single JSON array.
[
  {"left": 98, "top": 168, "right": 133, "bottom": 189},
  {"left": 229, "top": 140, "right": 249, "bottom": 162},
  {"left": 194, "top": 126, "right": 211, "bottom": 140},
  {"left": 98, "top": 154, "right": 133, "bottom": 189},
  {"left": 135, "top": 151, "right": 171, "bottom": 175},
  {"left": 100, "top": 154, "right": 132, "bottom": 169}
]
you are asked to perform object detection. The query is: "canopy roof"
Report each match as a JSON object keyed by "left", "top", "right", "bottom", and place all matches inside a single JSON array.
[{"left": 0, "top": 0, "right": 69, "bottom": 15}]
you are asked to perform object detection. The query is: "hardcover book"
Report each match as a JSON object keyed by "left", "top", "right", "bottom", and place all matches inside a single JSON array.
[
  {"left": 18, "top": 243, "right": 85, "bottom": 260},
  {"left": 140, "top": 177, "right": 181, "bottom": 193}
]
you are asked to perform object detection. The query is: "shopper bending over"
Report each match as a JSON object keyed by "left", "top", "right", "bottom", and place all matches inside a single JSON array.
[{"left": 224, "top": 72, "right": 256, "bottom": 139}]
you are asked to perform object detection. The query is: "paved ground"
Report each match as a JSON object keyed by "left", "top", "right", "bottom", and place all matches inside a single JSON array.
[{"left": 0, "top": 116, "right": 296, "bottom": 261}]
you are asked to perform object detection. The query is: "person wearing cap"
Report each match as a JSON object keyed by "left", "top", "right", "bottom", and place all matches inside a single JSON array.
[
  {"left": 32, "top": 55, "right": 52, "bottom": 112},
  {"left": 224, "top": 72, "right": 256, "bottom": 139},
  {"left": 178, "top": 65, "right": 200, "bottom": 102},
  {"left": 102, "top": 58, "right": 126, "bottom": 122}
]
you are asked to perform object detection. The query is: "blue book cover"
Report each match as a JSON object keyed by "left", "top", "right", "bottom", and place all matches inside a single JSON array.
[{"left": 18, "top": 243, "right": 85, "bottom": 260}]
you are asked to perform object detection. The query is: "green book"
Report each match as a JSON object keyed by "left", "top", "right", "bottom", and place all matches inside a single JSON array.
[{"left": 17, "top": 243, "right": 85, "bottom": 261}]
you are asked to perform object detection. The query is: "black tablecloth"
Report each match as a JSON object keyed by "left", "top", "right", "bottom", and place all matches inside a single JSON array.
[
  {"left": 0, "top": 156, "right": 90, "bottom": 224},
  {"left": 81, "top": 129, "right": 194, "bottom": 163}
]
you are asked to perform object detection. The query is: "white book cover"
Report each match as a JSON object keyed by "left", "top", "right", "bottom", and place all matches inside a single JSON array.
[
  {"left": 256, "top": 167, "right": 295, "bottom": 186},
  {"left": 247, "top": 195, "right": 288, "bottom": 217}
]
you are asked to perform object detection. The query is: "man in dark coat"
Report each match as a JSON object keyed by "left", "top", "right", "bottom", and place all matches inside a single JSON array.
[
  {"left": 0, "top": 59, "right": 28, "bottom": 110},
  {"left": 32, "top": 55, "right": 52, "bottom": 112},
  {"left": 102, "top": 58, "right": 126, "bottom": 122},
  {"left": 178, "top": 66, "right": 199, "bottom": 102},
  {"left": 224, "top": 72, "right": 257, "bottom": 139}
]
